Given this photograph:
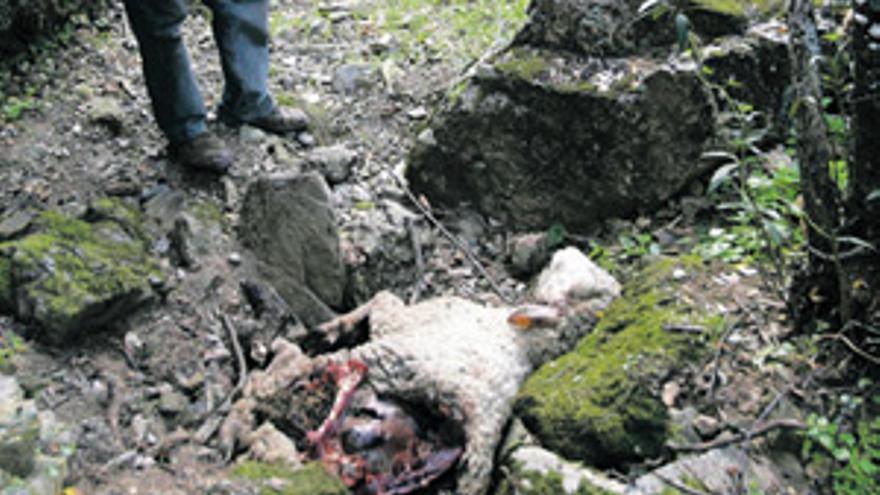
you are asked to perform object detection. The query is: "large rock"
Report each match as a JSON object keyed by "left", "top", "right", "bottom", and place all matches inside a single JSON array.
[
  {"left": 0, "top": 199, "right": 158, "bottom": 344},
  {"left": 513, "top": 0, "right": 764, "bottom": 57},
  {"left": 514, "top": 256, "right": 717, "bottom": 468},
  {"left": 239, "top": 173, "right": 346, "bottom": 327},
  {"left": 407, "top": 0, "right": 790, "bottom": 233},
  {"left": 408, "top": 46, "right": 717, "bottom": 232},
  {"left": 0, "top": 375, "right": 75, "bottom": 494}
]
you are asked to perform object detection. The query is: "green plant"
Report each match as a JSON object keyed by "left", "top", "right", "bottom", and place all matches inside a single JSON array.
[
  {"left": 803, "top": 389, "right": 880, "bottom": 495},
  {"left": 0, "top": 329, "right": 25, "bottom": 373}
]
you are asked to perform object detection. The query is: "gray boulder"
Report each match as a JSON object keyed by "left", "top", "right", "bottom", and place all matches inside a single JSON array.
[
  {"left": 407, "top": 0, "right": 790, "bottom": 233},
  {"left": 239, "top": 173, "right": 346, "bottom": 327},
  {"left": 407, "top": 46, "right": 717, "bottom": 232}
]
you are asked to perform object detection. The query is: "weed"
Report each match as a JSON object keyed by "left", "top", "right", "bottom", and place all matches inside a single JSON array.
[
  {"left": 0, "top": 329, "right": 25, "bottom": 373},
  {"left": 803, "top": 382, "right": 880, "bottom": 495}
]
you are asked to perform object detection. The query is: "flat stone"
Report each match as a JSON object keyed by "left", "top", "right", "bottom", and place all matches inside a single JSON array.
[
  {"left": 332, "top": 64, "right": 376, "bottom": 94},
  {"left": 239, "top": 173, "right": 345, "bottom": 327}
]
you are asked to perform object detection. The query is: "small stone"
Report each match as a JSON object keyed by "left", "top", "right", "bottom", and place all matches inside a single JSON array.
[
  {"left": 148, "top": 275, "right": 165, "bottom": 290},
  {"left": 228, "top": 252, "right": 242, "bottom": 266},
  {"left": 507, "top": 232, "right": 550, "bottom": 278},
  {"left": 304, "top": 145, "right": 358, "bottom": 184},
  {"left": 416, "top": 128, "right": 436, "bottom": 147},
  {"left": 370, "top": 33, "right": 397, "bottom": 55},
  {"left": 693, "top": 414, "right": 721, "bottom": 439},
  {"left": 332, "top": 64, "right": 375, "bottom": 94},
  {"left": 86, "top": 96, "right": 125, "bottom": 134},
  {"left": 0, "top": 208, "right": 35, "bottom": 240},
  {"left": 298, "top": 132, "right": 316, "bottom": 148},
  {"left": 159, "top": 388, "right": 189, "bottom": 415},
  {"left": 407, "top": 106, "right": 428, "bottom": 120},
  {"left": 662, "top": 381, "right": 680, "bottom": 407},
  {"left": 239, "top": 125, "right": 267, "bottom": 142}
]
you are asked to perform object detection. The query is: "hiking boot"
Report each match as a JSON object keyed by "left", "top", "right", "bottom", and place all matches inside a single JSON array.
[
  {"left": 169, "top": 133, "right": 232, "bottom": 174},
  {"left": 245, "top": 107, "right": 309, "bottom": 134}
]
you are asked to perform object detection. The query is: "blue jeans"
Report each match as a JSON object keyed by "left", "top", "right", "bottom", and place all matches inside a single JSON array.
[{"left": 123, "top": 0, "right": 275, "bottom": 143}]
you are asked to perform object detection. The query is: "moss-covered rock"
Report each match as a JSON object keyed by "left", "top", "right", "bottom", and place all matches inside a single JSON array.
[
  {"left": 0, "top": 201, "right": 159, "bottom": 344},
  {"left": 232, "top": 461, "right": 348, "bottom": 495},
  {"left": 514, "top": 256, "right": 717, "bottom": 467}
]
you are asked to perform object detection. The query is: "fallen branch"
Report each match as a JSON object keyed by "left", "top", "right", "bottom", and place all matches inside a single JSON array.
[
  {"left": 819, "top": 333, "right": 880, "bottom": 365},
  {"left": 222, "top": 314, "right": 248, "bottom": 393},
  {"left": 669, "top": 418, "right": 805, "bottom": 454}
]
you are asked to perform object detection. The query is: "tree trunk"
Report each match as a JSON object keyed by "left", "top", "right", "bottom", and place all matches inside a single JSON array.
[
  {"left": 787, "top": 0, "right": 845, "bottom": 327},
  {"left": 845, "top": 0, "right": 880, "bottom": 333},
  {"left": 788, "top": 0, "right": 880, "bottom": 357}
]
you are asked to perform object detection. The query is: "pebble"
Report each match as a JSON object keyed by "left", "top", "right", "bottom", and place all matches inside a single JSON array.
[
  {"left": 228, "top": 252, "right": 242, "bottom": 266},
  {"left": 298, "top": 132, "right": 316, "bottom": 147},
  {"left": 407, "top": 106, "right": 428, "bottom": 120}
]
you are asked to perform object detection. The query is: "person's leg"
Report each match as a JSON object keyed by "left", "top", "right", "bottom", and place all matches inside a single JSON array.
[
  {"left": 204, "top": 0, "right": 274, "bottom": 123},
  {"left": 121, "top": 0, "right": 208, "bottom": 143}
]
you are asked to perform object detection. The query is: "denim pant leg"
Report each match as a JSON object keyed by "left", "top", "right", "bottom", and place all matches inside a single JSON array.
[
  {"left": 122, "top": 0, "right": 208, "bottom": 143},
  {"left": 204, "top": 0, "right": 274, "bottom": 123}
]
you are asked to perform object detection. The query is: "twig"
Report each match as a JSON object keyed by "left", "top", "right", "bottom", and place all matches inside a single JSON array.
[
  {"left": 407, "top": 217, "right": 427, "bottom": 304},
  {"left": 707, "top": 319, "right": 737, "bottom": 399},
  {"left": 222, "top": 314, "right": 248, "bottom": 393},
  {"left": 189, "top": 315, "right": 249, "bottom": 440},
  {"left": 378, "top": 161, "right": 511, "bottom": 304},
  {"left": 654, "top": 472, "right": 711, "bottom": 495},
  {"left": 669, "top": 418, "right": 806, "bottom": 454},
  {"left": 819, "top": 333, "right": 880, "bottom": 365}
]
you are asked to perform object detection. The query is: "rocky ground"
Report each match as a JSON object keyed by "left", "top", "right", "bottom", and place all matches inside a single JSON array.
[{"left": 0, "top": 1, "right": 833, "bottom": 494}]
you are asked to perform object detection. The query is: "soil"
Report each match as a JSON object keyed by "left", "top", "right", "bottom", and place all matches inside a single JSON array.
[{"left": 0, "top": 1, "right": 821, "bottom": 494}]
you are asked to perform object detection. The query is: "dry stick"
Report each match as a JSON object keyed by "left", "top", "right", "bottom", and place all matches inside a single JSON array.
[
  {"left": 820, "top": 333, "right": 880, "bottom": 365},
  {"left": 378, "top": 162, "right": 512, "bottom": 304},
  {"left": 191, "top": 315, "right": 249, "bottom": 444},
  {"left": 222, "top": 314, "right": 248, "bottom": 394},
  {"left": 707, "top": 320, "right": 738, "bottom": 400},
  {"left": 662, "top": 323, "right": 706, "bottom": 335},
  {"left": 407, "top": 217, "right": 427, "bottom": 304},
  {"left": 744, "top": 369, "right": 818, "bottom": 454},
  {"left": 669, "top": 418, "right": 806, "bottom": 454}
]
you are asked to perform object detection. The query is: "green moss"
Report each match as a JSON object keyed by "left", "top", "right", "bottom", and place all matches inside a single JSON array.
[
  {"left": 514, "top": 256, "right": 714, "bottom": 467},
  {"left": 495, "top": 49, "right": 549, "bottom": 82},
  {"left": 232, "top": 461, "right": 348, "bottom": 495},
  {"left": 0, "top": 209, "right": 158, "bottom": 341},
  {"left": 189, "top": 199, "right": 224, "bottom": 225},
  {"left": 88, "top": 197, "right": 150, "bottom": 243},
  {"left": 0, "top": 255, "right": 11, "bottom": 311}
]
